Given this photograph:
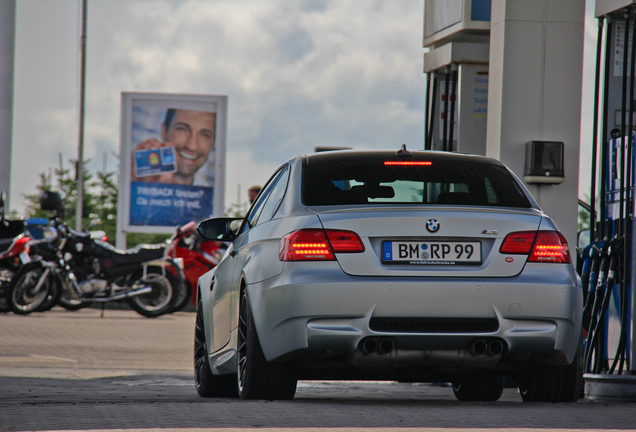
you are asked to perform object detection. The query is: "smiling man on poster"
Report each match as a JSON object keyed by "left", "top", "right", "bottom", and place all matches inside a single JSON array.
[{"left": 131, "top": 108, "right": 216, "bottom": 186}]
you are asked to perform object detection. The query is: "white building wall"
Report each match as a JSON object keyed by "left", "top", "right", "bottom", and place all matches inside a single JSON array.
[{"left": 487, "top": 0, "right": 585, "bottom": 247}]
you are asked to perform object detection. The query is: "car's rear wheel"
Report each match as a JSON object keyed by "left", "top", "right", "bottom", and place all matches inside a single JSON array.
[
  {"left": 194, "top": 296, "right": 238, "bottom": 398},
  {"left": 236, "top": 287, "right": 297, "bottom": 400},
  {"left": 518, "top": 336, "right": 583, "bottom": 403},
  {"left": 452, "top": 374, "right": 504, "bottom": 401}
]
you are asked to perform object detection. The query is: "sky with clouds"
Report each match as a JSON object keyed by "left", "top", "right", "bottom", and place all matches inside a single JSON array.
[
  {"left": 10, "top": 0, "right": 426, "bottom": 215},
  {"left": 10, "top": 0, "right": 597, "bottom": 216}
]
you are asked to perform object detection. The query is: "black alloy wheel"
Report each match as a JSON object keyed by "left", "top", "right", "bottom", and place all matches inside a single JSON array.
[
  {"left": 236, "top": 287, "right": 297, "bottom": 400},
  {"left": 194, "top": 296, "right": 238, "bottom": 397},
  {"left": 518, "top": 335, "right": 584, "bottom": 402}
]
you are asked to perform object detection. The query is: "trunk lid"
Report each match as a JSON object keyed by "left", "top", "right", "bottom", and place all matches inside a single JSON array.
[{"left": 315, "top": 205, "right": 544, "bottom": 278}]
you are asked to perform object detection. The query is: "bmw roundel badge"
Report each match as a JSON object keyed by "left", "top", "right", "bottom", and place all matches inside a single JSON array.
[{"left": 426, "top": 218, "right": 440, "bottom": 233}]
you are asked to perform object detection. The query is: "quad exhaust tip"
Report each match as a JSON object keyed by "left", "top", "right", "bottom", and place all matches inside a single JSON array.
[
  {"left": 360, "top": 337, "right": 395, "bottom": 355},
  {"left": 469, "top": 339, "right": 505, "bottom": 356},
  {"left": 358, "top": 337, "right": 505, "bottom": 357}
]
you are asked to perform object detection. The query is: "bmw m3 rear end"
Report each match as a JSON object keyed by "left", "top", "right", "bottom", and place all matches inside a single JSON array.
[{"left": 195, "top": 147, "right": 583, "bottom": 402}]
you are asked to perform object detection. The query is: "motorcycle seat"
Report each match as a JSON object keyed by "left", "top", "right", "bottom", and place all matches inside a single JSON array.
[{"left": 100, "top": 241, "right": 166, "bottom": 265}]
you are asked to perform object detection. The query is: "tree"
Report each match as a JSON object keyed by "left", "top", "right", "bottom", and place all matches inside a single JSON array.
[
  {"left": 89, "top": 169, "right": 118, "bottom": 242},
  {"left": 24, "top": 155, "right": 117, "bottom": 242}
]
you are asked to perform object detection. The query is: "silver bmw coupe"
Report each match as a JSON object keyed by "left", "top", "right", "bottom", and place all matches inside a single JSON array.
[{"left": 194, "top": 146, "right": 583, "bottom": 402}]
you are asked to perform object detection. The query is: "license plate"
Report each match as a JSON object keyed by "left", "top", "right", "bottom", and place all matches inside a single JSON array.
[{"left": 382, "top": 241, "right": 481, "bottom": 265}]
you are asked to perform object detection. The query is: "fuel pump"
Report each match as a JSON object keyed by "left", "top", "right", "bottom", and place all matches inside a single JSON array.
[{"left": 584, "top": 1, "right": 636, "bottom": 401}]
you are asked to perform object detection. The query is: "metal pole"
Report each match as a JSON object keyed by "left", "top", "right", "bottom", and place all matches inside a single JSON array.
[
  {"left": 620, "top": 4, "right": 636, "bottom": 373},
  {"left": 628, "top": 5, "right": 636, "bottom": 373},
  {"left": 609, "top": 8, "right": 632, "bottom": 375},
  {"left": 0, "top": 0, "right": 16, "bottom": 203},
  {"left": 600, "top": 18, "right": 614, "bottom": 239},
  {"left": 425, "top": 72, "right": 431, "bottom": 150},
  {"left": 448, "top": 65, "right": 457, "bottom": 151},
  {"left": 75, "top": 0, "right": 87, "bottom": 231},
  {"left": 619, "top": 9, "right": 630, "bottom": 239},
  {"left": 591, "top": 17, "right": 605, "bottom": 243},
  {"left": 442, "top": 66, "right": 450, "bottom": 152},
  {"left": 427, "top": 74, "right": 438, "bottom": 150}
]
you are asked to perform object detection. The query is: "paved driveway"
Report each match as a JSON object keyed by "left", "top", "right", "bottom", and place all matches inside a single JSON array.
[{"left": 1, "top": 308, "right": 634, "bottom": 432}]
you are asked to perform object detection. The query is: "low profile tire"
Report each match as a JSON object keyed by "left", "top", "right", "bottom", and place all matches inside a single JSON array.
[
  {"left": 194, "top": 297, "right": 238, "bottom": 398},
  {"left": 518, "top": 335, "right": 584, "bottom": 403},
  {"left": 237, "top": 288, "right": 297, "bottom": 400},
  {"left": 452, "top": 374, "right": 504, "bottom": 401}
]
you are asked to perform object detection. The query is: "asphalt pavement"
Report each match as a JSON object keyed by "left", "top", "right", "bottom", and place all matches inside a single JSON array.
[{"left": 1, "top": 307, "right": 635, "bottom": 432}]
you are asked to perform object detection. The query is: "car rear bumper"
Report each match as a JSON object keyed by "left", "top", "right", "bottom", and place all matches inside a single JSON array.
[{"left": 247, "top": 262, "right": 582, "bottom": 371}]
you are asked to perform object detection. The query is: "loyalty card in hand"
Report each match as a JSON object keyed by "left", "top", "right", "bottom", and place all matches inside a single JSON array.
[{"left": 134, "top": 146, "right": 177, "bottom": 177}]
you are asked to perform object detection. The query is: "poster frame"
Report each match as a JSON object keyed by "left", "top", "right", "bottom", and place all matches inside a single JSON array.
[{"left": 116, "top": 92, "right": 227, "bottom": 247}]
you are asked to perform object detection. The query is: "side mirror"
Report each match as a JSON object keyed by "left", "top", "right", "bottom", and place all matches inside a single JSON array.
[
  {"left": 577, "top": 229, "right": 591, "bottom": 250},
  {"left": 197, "top": 218, "right": 243, "bottom": 241}
]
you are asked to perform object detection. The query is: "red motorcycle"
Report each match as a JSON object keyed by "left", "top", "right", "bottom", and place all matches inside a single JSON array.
[
  {"left": 0, "top": 192, "right": 31, "bottom": 312},
  {"left": 166, "top": 221, "right": 226, "bottom": 307}
]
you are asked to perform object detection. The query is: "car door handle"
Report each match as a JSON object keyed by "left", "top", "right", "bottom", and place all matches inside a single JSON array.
[{"left": 229, "top": 249, "right": 238, "bottom": 257}]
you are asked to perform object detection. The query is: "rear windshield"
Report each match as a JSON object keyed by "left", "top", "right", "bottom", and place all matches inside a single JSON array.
[{"left": 302, "top": 156, "right": 532, "bottom": 208}]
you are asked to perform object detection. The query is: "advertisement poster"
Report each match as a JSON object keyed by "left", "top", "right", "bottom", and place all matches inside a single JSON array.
[{"left": 117, "top": 92, "right": 226, "bottom": 244}]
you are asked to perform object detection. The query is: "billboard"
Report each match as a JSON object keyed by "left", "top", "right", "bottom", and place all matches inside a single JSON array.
[{"left": 117, "top": 92, "right": 227, "bottom": 244}]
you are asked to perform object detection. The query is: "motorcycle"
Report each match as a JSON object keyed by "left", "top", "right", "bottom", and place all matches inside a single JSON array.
[
  {"left": 6, "top": 191, "right": 187, "bottom": 317},
  {"left": 0, "top": 191, "right": 31, "bottom": 312},
  {"left": 166, "top": 220, "right": 227, "bottom": 307}
]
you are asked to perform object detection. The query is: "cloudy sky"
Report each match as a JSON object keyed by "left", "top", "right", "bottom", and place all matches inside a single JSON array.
[
  {"left": 10, "top": 0, "right": 597, "bottom": 216},
  {"left": 10, "top": 0, "right": 426, "bottom": 214}
]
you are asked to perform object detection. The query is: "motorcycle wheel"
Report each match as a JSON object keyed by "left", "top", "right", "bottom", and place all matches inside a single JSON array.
[
  {"left": 36, "top": 277, "right": 62, "bottom": 312},
  {"left": 128, "top": 269, "right": 174, "bottom": 318},
  {"left": 7, "top": 261, "right": 59, "bottom": 315},
  {"left": 0, "top": 266, "right": 16, "bottom": 312},
  {"left": 169, "top": 273, "right": 190, "bottom": 313},
  {"left": 0, "top": 282, "right": 9, "bottom": 313}
]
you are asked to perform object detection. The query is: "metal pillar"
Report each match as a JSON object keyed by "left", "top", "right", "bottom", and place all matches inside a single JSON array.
[{"left": 0, "top": 0, "right": 15, "bottom": 205}]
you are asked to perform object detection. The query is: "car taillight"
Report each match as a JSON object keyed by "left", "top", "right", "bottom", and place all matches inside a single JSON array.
[
  {"left": 384, "top": 161, "right": 432, "bottom": 166},
  {"left": 500, "top": 231, "right": 536, "bottom": 254},
  {"left": 279, "top": 229, "right": 364, "bottom": 261},
  {"left": 325, "top": 230, "right": 365, "bottom": 253},
  {"left": 529, "top": 231, "right": 571, "bottom": 263},
  {"left": 500, "top": 230, "right": 570, "bottom": 263}
]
